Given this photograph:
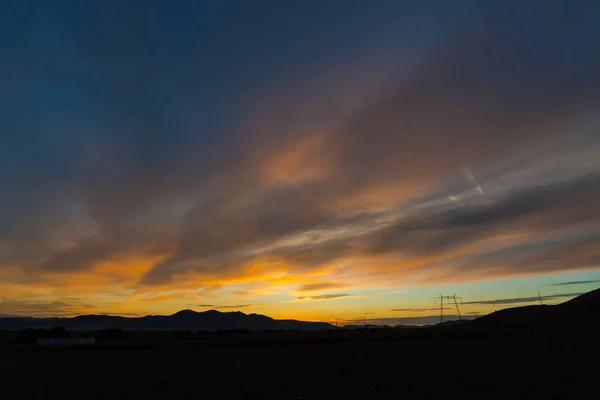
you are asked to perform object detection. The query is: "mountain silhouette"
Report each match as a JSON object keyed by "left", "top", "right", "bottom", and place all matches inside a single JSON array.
[
  {"left": 471, "top": 288, "right": 600, "bottom": 328},
  {"left": 0, "top": 309, "right": 333, "bottom": 331}
]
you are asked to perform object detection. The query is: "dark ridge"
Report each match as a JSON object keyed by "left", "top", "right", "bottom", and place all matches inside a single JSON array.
[
  {"left": 171, "top": 309, "right": 201, "bottom": 317},
  {"left": 0, "top": 309, "right": 333, "bottom": 332},
  {"left": 471, "top": 288, "right": 600, "bottom": 328}
]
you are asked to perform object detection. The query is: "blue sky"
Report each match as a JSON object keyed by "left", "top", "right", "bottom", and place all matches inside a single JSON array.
[{"left": 1, "top": 0, "right": 600, "bottom": 321}]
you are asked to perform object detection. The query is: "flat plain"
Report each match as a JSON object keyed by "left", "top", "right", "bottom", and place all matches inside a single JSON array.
[{"left": 0, "top": 328, "right": 597, "bottom": 399}]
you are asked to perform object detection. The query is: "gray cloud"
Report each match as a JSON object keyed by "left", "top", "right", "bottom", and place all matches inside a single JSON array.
[
  {"left": 296, "top": 282, "right": 346, "bottom": 292},
  {"left": 295, "top": 294, "right": 351, "bottom": 301},
  {"left": 363, "top": 172, "right": 600, "bottom": 257},
  {"left": 463, "top": 292, "right": 581, "bottom": 306},
  {"left": 295, "top": 293, "right": 374, "bottom": 301},
  {"left": 443, "top": 227, "right": 600, "bottom": 281},
  {"left": 135, "top": 166, "right": 600, "bottom": 285},
  {"left": 130, "top": 2, "right": 600, "bottom": 285},
  {"left": 549, "top": 280, "right": 600, "bottom": 286},
  {"left": 319, "top": 1, "right": 600, "bottom": 197},
  {"left": 0, "top": 299, "right": 97, "bottom": 317},
  {"left": 139, "top": 183, "right": 343, "bottom": 284}
]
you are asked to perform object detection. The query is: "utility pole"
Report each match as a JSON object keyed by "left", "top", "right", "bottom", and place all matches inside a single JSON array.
[
  {"left": 434, "top": 294, "right": 444, "bottom": 324},
  {"left": 538, "top": 291, "right": 544, "bottom": 305}
]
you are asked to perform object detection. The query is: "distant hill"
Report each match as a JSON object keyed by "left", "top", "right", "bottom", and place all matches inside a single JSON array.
[
  {"left": 471, "top": 288, "right": 600, "bottom": 328},
  {"left": 0, "top": 309, "right": 333, "bottom": 332},
  {"left": 435, "top": 319, "right": 469, "bottom": 327}
]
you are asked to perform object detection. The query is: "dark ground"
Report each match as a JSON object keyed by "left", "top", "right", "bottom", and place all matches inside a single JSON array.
[{"left": 0, "top": 329, "right": 597, "bottom": 399}]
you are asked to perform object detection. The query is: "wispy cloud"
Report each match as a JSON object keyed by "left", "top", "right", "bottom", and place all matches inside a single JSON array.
[
  {"left": 0, "top": 299, "right": 99, "bottom": 317},
  {"left": 103, "top": 312, "right": 142, "bottom": 317},
  {"left": 294, "top": 293, "right": 374, "bottom": 301},
  {"left": 549, "top": 280, "right": 600, "bottom": 286},
  {"left": 463, "top": 292, "right": 582, "bottom": 306},
  {"left": 296, "top": 282, "right": 345, "bottom": 292},
  {"left": 295, "top": 294, "right": 350, "bottom": 301}
]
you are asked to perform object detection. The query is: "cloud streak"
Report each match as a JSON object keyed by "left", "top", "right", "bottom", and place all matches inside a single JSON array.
[
  {"left": 0, "top": 299, "right": 99, "bottom": 317},
  {"left": 463, "top": 293, "right": 582, "bottom": 306},
  {"left": 296, "top": 282, "right": 346, "bottom": 292},
  {"left": 549, "top": 280, "right": 600, "bottom": 286},
  {"left": 294, "top": 293, "right": 374, "bottom": 301}
]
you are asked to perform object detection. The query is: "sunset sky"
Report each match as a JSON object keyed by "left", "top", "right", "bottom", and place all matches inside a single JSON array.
[{"left": 1, "top": 0, "right": 600, "bottom": 324}]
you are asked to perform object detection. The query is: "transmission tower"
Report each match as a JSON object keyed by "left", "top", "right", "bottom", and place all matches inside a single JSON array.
[
  {"left": 434, "top": 294, "right": 463, "bottom": 323},
  {"left": 452, "top": 294, "right": 462, "bottom": 320},
  {"left": 538, "top": 291, "right": 544, "bottom": 306},
  {"left": 353, "top": 314, "right": 368, "bottom": 329}
]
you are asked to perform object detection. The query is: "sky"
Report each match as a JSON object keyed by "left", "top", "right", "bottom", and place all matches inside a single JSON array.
[{"left": 1, "top": 0, "right": 600, "bottom": 324}]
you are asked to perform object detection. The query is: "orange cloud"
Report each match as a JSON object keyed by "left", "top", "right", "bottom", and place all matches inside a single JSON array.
[
  {"left": 296, "top": 282, "right": 346, "bottom": 292},
  {"left": 261, "top": 133, "right": 333, "bottom": 185},
  {"left": 293, "top": 293, "right": 375, "bottom": 302}
]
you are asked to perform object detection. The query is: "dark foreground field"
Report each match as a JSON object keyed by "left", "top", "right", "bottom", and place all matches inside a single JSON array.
[{"left": 0, "top": 329, "right": 597, "bottom": 400}]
